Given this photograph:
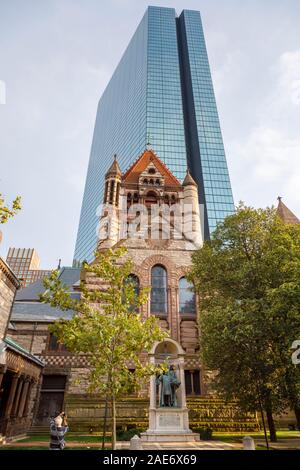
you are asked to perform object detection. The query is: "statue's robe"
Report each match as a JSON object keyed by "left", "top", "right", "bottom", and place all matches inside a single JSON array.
[
  {"left": 169, "top": 371, "right": 181, "bottom": 407},
  {"left": 157, "top": 374, "right": 172, "bottom": 406},
  {"left": 157, "top": 371, "right": 181, "bottom": 407}
]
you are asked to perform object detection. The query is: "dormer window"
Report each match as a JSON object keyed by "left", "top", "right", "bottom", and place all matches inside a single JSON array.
[{"left": 148, "top": 168, "right": 156, "bottom": 175}]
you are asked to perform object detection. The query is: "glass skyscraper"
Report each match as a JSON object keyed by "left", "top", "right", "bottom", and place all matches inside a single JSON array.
[{"left": 74, "top": 6, "right": 234, "bottom": 264}]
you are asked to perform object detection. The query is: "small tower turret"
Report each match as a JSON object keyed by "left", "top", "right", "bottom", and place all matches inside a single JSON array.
[
  {"left": 182, "top": 169, "right": 203, "bottom": 248},
  {"left": 103, "top": 154, "right": 122, "bottom": 206},
  {"left": 97, "top": 155, "right": 122, "bottom": 250}
]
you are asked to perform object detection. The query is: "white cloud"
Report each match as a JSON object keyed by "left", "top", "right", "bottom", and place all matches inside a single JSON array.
[
  {"left": 234, "top": 127, "right": 300, "bottom": 182},
  {"left": 228, "top": 50, "right": 300, "bottom": 214},
  {"left": 229, "top": 126, "right": 300, "bottom": 215},
  {"left": 278, "top": 50, "right": 300, "bottom": 105}
]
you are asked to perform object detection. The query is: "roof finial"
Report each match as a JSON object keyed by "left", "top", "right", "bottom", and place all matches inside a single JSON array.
[
  {"left": 277, "top": 196, "right": 282, "bottom": 202},
  {"left": 114, "top": 153, "right": 117, "bottom": 161},
  {"left": 57, "top": 258, "right": 61, "bottom": 270},
  {"left": 146, "top": 132, "right": 152, "bottom": 150}
]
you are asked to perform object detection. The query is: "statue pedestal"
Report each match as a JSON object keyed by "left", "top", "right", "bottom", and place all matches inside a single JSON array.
[
  {"left": 140, "top": 407, "right": 200, "bottom": 442},
  {"left": 142, "top": 339, "right": 200, "bottom": 442}
]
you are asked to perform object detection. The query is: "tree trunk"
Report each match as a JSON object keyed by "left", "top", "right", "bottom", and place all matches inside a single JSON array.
[
  {"left": 102, "top": 396, "right": 109, "bottom": 450},
  {"left": 111, "top": 395, "right": 116, "bottom": 450},
  {"left": 294, "top": 407, "right": 300, "bottom": 431},
  {"left": 266, "top": 407, "right": 277, "bottom": 442}
]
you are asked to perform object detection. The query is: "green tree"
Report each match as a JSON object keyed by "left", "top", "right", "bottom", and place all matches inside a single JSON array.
[
  {"left": 189, "top": 203, "right": 300, "bottom": 441},
  {"left": 41, "top": 246, "right": 167, "bottom": 449},
  {"left": 0, "top": 193, "right": 21, "bottom": 224},
  {"left": 0, "top": 193, "right": 21, "bottom": 243}
]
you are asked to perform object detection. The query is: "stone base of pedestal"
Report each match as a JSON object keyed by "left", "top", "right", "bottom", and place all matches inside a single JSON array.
[
  {"left": 140, "top": 431, "right": 200, "bottom": 442},
  {"left": 141, "top": 407, "right": 200, "bottom": 442}
]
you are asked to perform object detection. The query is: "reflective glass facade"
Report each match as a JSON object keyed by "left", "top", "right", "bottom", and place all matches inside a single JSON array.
[
  {"left": 74, "top": 6, "right": 234, "bottom": 264},
  {"left": 177, "top": 10, "right": 234, "bottom": 236}
]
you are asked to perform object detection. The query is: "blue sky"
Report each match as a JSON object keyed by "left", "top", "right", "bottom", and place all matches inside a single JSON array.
[{"left": 1, "top": 0, "right": 300, "bottom": 268}]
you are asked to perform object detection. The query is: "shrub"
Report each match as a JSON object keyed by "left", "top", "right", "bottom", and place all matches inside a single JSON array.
[
  {"left": 194, "top": 426, "right": 213, "bottom": 440},
  {"left": 116, "top": 427, "right": 146, "bottom": 441}
]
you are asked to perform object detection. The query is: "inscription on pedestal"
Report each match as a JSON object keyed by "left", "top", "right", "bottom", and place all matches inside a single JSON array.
[{"left": 158, "top": 413, "right": 180, "bottom": 428}]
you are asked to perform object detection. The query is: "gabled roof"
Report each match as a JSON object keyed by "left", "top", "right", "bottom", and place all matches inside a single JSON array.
[
  {"left": 122, "top": 149, "right": 181, "bottom": 186},
  {"left": 277, "top": 197, "right": 300, "bottom": 225},
  {"left": 16, "top": 267, "right": 81, "bottom": 301},
  {"left": 16, "top": 279, "right": 45, "bottom": 301},
  {"left": 10, "top": 302, "right": 75, "bottom": 322}
]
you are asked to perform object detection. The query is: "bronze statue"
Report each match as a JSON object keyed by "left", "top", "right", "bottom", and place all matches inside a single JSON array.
[{"left": 156, "top": 365, "right": 181, "bottom": 407}]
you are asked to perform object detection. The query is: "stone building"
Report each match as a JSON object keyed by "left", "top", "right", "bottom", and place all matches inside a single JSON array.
[
  {"left": 7, "top": 150, "right": 259, "bottom": 433},
  {"left": 6, "top": 248, "right": 52, "bottom": 288},
  {"left": 0, "top": 257, "right": 43, "bottom": 441}
]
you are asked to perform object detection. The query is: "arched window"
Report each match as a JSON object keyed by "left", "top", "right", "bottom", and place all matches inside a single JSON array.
[
  {"left": 109, "top": 180, "right": 115, "bottom": 204},
  {"left": 104, "top": 181, "right": 109, "bottom": 203},
  {"left": 116, "top": 183, "right": 120, "bottom": 206},
  {"left": 128, "top": 274, "right": 139, "bottom": 295},
  {"left": 179, "top": 277, "right": 196, "bottom": 314},
  {"left": 151, "top": 265, "right": 167, "bottom": 314},
  {"left": 125, "top": 274, "right": 140, "bottom": 313},
  {"left": 145, "top": 191, "right": 157, "bottom": 206}
]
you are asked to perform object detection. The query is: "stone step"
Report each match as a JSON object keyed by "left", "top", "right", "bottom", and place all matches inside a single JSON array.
[
  {"left": 29, "top": 426, "right": 49, "bottom": 435},
  {"left": 141, "top": 431, "right": 200, "bottom": 442}
]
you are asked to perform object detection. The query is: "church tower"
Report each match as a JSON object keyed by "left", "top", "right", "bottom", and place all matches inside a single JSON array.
[{"left": 94, "top": 149, "right": 206, "bottom": 394}]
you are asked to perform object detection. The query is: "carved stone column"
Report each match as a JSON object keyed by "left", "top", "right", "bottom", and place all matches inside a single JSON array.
[
  {"left": 178, "top": 356, "right": 187, "bottom": 409},
  {"left": 0, "top": 366, "right": 7, "bottom": 389},
  {"left": 23, "top": 379, "right": 35, "bottom": 417},
  {"left": 4, "top": 373, "right": 19, "bottom": 418},
  {"left": 174, "top": 286, "right": 180, "bottom": 343},
  {"left": 18, "top": 378, "right": 30, "bottom": 418},
  {"left": 12, "top": 375, "right": 24, "bottom": 416},
  {"left": 167, "top": 287, "right": 172, "bottom": 333}
]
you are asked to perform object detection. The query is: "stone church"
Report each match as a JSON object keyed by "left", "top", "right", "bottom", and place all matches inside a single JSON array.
[{"left": 6, "top": 150, "right": 260, "bottom": 435}]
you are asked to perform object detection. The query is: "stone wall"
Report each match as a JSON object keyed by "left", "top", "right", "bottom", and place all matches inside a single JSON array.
[
  {"left": 64, "top": 395, "right": 260, "bottom": 433},
  {"left": 0, "top": 258, "right": 19, "bottom": 341},
  {"left": 8, "top": 322, "right": 49, "bottom": 355}
]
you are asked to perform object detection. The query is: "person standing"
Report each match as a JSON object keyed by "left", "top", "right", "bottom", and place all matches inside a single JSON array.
[{"left": 49, "top": 412, "right": 69, "bottom": 450}]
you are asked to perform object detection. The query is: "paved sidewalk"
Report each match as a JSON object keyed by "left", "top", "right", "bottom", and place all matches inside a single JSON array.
[
  {"left": 117, "top": 441, "right": 242, "bottom": 450},
  {"left": 1, "top": 440, "right": 242, "bottom": 450},
  {"left": 255, "top": 438, "right": 300, "bottom": 450},
  {"left": 1, "top": 441, "right": 110, "bottom": 448},
  {"left": 3, "top": 438, "right": 300, "bottom": 450}
]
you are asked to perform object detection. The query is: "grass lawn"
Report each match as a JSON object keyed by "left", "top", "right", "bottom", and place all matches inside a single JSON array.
[
  {"left": 213, "top": 430, "right": 300, "bottom": 442},
  {"left": 1, "top": 430, "right": 299, "bottom": 450},
  {"left": 0, "top": 446, "right": 97, "bottom": 450},
  {"left": 20, "top": 434, "right": 110, "bottom": 443}
]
